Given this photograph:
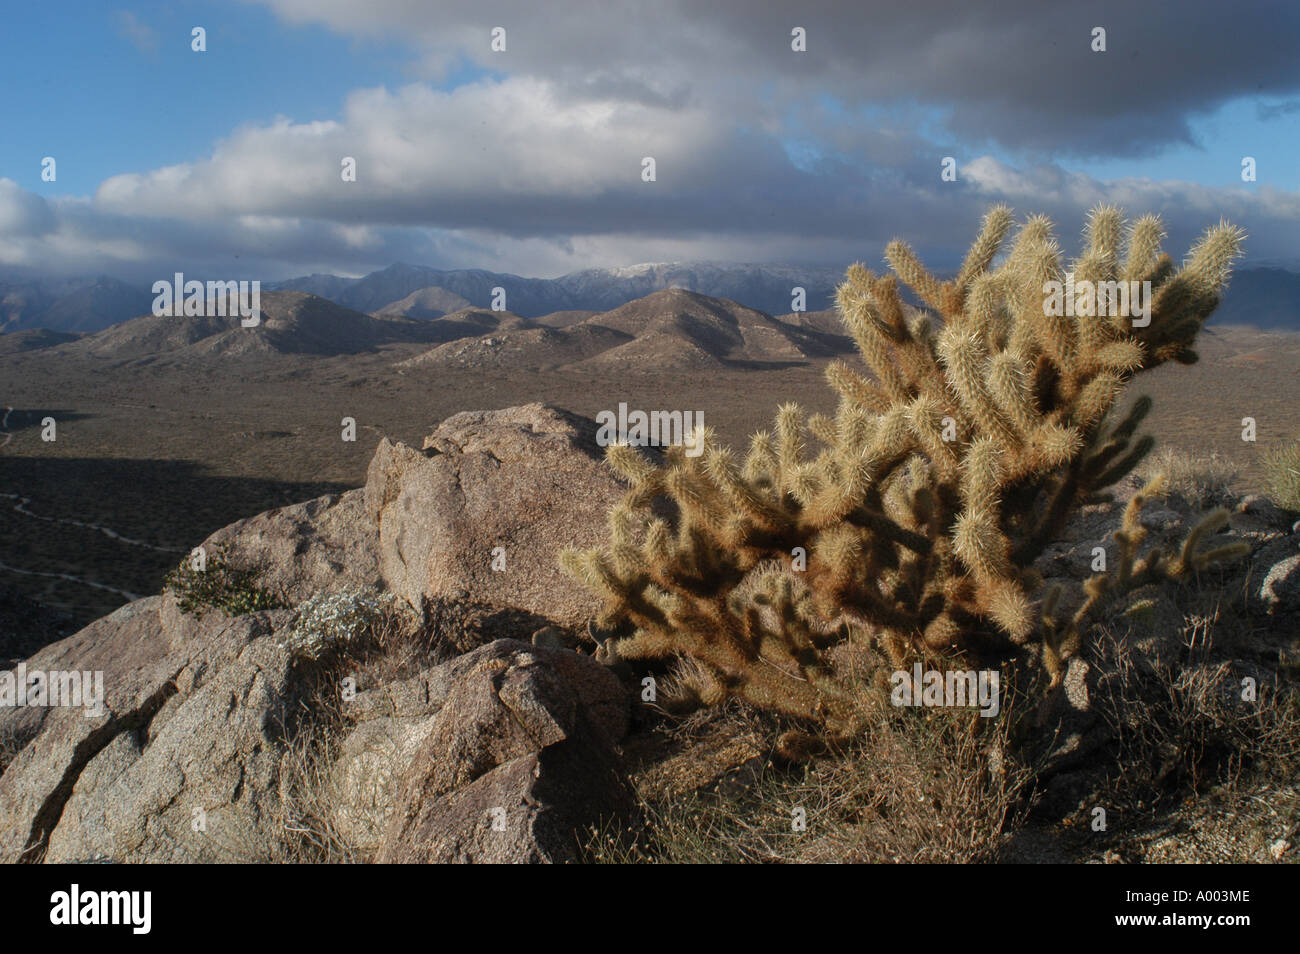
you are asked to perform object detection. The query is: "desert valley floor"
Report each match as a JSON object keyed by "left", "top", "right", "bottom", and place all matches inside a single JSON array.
[{"left": 2, "top": 297, "right": 1298, "bottom": 632}]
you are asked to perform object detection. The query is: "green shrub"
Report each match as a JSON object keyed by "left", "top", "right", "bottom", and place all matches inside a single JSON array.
[{"left": 162, "top": 542, "right": 284, "bottom": 616}]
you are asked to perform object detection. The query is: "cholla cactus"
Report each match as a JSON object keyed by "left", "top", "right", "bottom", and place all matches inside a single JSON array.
[{"left": 562, "top": 206, "right": 1247, "bottom": 735}]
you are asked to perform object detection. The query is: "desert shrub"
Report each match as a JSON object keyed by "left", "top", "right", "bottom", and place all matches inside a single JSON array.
[
  {"left": 1092, "top": 624, "right": 1300, "bottom": 812},
  {"left": 279, "top": 588, "right": 397, "bottom": 661},
  {"left": 1263, "top": 440, "right": 1300, "bottom": 511},
  {"left": 563, "top": 205, "right": 1247, "bottom": 738},
  {"left": 162, "top": 542, "right": 283, "bottom": 616},
  {"left": 1139, "top": 447, "right": 1238, "bottom": 508},
  {"left": 587, "top": 696, "right": 1035, "bottom": 863}
]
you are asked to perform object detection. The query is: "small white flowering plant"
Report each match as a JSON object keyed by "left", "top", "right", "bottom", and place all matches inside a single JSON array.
[{"left": 280, "top": 588, "right": 398, "bottom": 661}]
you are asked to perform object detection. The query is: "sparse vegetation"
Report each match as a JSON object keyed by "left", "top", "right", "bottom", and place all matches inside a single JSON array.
[
  {"left": 1139, "top": 447, "right": 1238, "bottom": 508},
  {"left": 585, "top": 589, "right": 1299, "bottom": 863},
  {"left": 162, "top": 542, "right": 284, "bottom": 616},
  {"left": 251, "top": 718, "right": 370, "bottom": 865},
  {"left": 1092, "top": 623, "right": 1300, "bottom": 814},
  {"left": 588, "top": 687, "right": 1037, "bottom": 863},
  {"left": 258, "top": 591, "right": 426, "bottom": 864},
  {"left": 279, "top": 588, "right": 397, "bottom": 661},
  {"left": 1263, "top": 440, "right": 1300, "bottom": 512}
]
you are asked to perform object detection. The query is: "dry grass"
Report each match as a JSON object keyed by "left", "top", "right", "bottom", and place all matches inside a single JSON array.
[
  {"left": 201, "top": 702, "right": 368, "bottom": 864},
  {"left": 1140, "top": 447, "right": 1240, "bottom": 508},
  {"left": 591, "top": 581, "right": 1300, "bottom": 864},
  {"left": 588, "top": 682, "right": 1037, "bottom": 863},
  {"left": 261, "top": 715, "right": 370, "bottom": 863},
  {"left": 1090, "top": 620, "right": 1300, "bottom": 819},
  {"left": 222, "top": 593, "right": 433, "bottom": 863},
  {"left": 1014, "top": 611, "right": 1300, "bottom": 862},
  {"left": 1263, "top": 440, "right": 1300, "bottom": 511}
]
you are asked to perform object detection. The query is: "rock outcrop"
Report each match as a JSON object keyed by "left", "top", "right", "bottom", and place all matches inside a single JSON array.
[
  {"left": 44, "top": 632, "right": 295, "bottom": 863},
  {"left": 200, "top": 490, "right": 382, "bottom": 605},
  {"left": 0, "top": 405, "right": 635, "bottom": 864},
  {"left": 368, "top": 640, "right": 633, "bottom": 863},
  {"left": 364, "top": 404, "right": 624, "bottom": 629},
  {"left": 0, "top": 596, "right": 295, "bottom": 862},
  {"left": 329, "top": 639, "right": 630, "bottom": 856}
]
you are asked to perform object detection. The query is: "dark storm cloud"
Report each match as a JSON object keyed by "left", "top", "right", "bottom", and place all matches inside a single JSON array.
[
  {"left": 262, "top": 0, "right": 1300, "bottom": 157},
  {"left": 3, "top": 1, "right": 1298, "bottom": 276}
]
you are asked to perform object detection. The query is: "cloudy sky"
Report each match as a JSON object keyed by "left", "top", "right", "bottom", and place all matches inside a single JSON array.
[{"left": 3, "top": 0, "right": 1300, "bottom": 280}]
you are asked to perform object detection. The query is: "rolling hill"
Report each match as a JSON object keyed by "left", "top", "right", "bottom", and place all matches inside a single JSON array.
[
  {"left": 57, "top": 291, "right": 445, "bottom": 361},
  {"left": 0, "top": 328, "right": 80, "bottom": 355},
  {"left": 569, "top": 288, "right": 845, "bottom": 370},
  {"left": 395, "top": 288, "right": 851, "bottom": 373},
  {"left": 375, "top": 286, "right": 473, "bottom": 319}
]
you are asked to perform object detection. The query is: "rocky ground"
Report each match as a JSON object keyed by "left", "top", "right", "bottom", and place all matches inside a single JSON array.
[{"left": 0, "top": 404, "right": 1296, "bottom": 863}]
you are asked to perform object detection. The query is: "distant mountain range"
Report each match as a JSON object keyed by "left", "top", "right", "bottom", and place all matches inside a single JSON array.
[
  {"left": 0, "top": 262, "right": 845, "bottom": 335},
  {"left": 9, "top": 286, "right": 851, "bottom": 372},
  {"left": 2, "top": 261, "right": 1298, "bottom": 337},
  {"left": 0, "top": 276, "right": 155, "bottom": 335},
  {"left": 266, "top": 262, "right": 848, "bottom": 321}
]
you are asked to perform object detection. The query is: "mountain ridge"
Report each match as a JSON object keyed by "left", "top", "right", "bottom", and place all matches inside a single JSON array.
[
  {"left": 28, "top": 286, "right": 853, "bottom": 371},
  {"left": 3, "top": 262, "right": 1298, "bottom": 337},
  {"left": 56, "top": 290, "right": 448, "bottom": 362}
]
